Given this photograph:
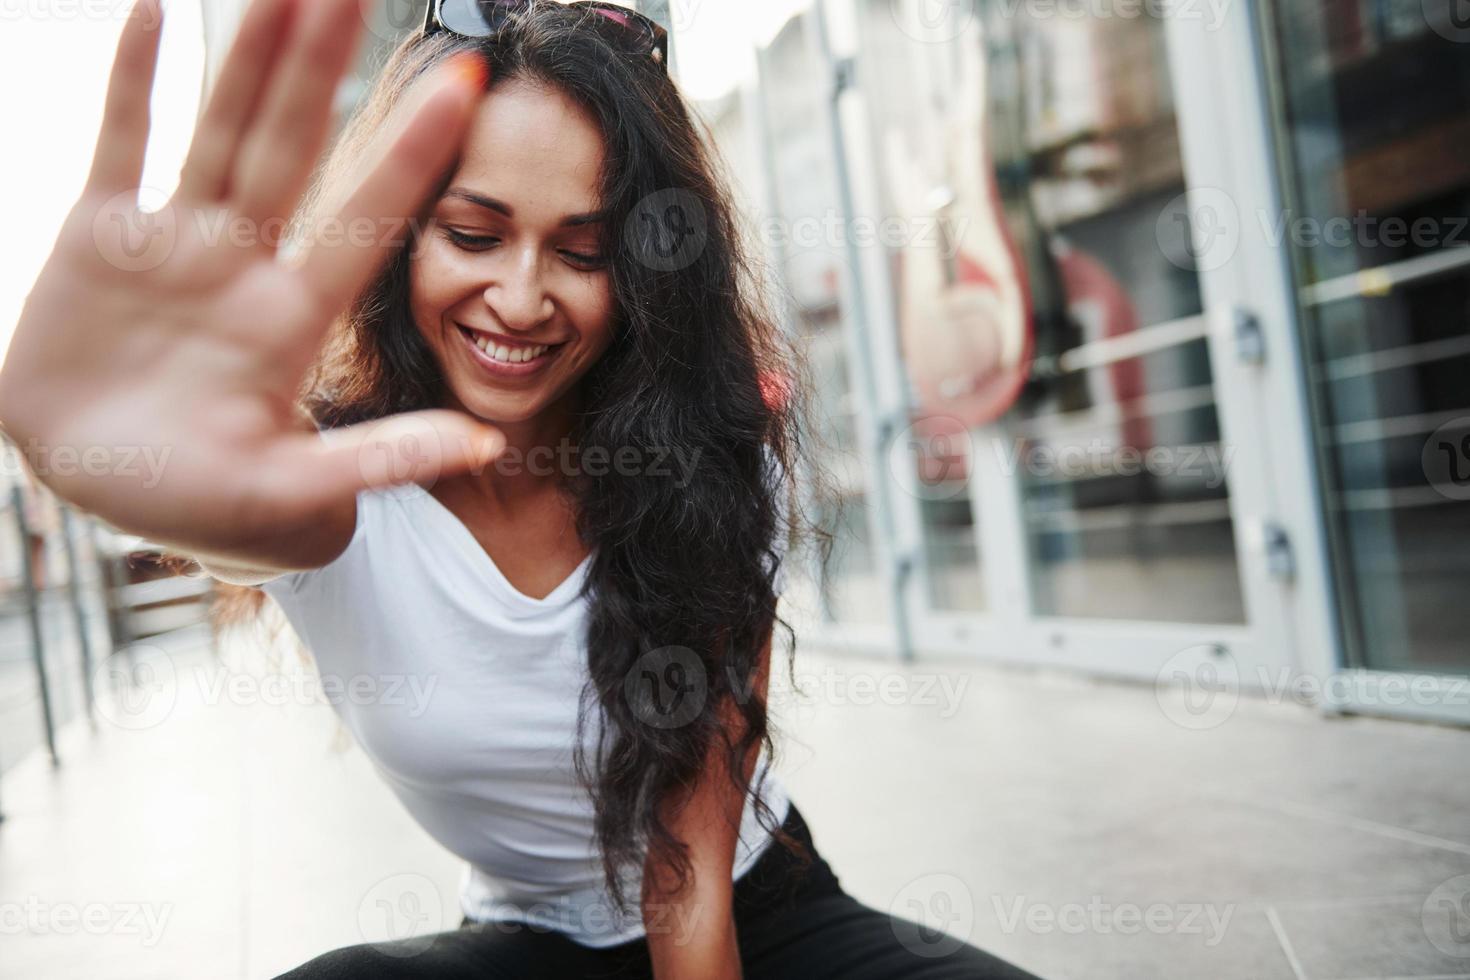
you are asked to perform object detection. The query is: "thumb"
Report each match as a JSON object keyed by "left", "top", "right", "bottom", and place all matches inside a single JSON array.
[{"left": 292, "top": 410, "right": 506, "bottom": 502}]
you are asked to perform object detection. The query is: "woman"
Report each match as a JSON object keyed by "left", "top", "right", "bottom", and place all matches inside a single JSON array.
[{"left": 0, "top": 0, "right": 1041, "bottom": 977}]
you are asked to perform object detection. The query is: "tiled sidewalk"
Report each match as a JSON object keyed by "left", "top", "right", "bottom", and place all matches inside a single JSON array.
[{"left": 1, "top": 629, "right": 1467, "bottom": 979}]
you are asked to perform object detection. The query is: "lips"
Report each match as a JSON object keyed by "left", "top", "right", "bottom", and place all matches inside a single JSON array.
[{"left": 455, "top": 323, "right": 564, "bottom": 377}]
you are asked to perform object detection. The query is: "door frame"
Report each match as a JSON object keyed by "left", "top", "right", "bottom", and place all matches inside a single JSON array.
[{"left": 790, "top": 0, "right": 1344, "bottom": 710}]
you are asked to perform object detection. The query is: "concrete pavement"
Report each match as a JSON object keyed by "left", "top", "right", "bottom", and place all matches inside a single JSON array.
[{"left": 0, "top": 620, "right": 1467, "bottom": 978}]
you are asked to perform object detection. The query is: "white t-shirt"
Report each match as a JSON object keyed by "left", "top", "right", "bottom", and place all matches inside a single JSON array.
[{"left": 259, "top": 479, "right": 791, "bottom": 948}]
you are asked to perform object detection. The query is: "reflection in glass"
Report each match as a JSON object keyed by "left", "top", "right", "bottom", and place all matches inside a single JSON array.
[
  {"left": 759, "top": 15, "right": 889, "bottom": 626},
  {"left": 982, "top": 0, "right": 1245, "bottom": 622},
  {"left": 847, "top": 0, "right": 1247, "bottom": 622},
  {"left": 1263, "top": 0, "right": 1470, "bottom": 676}
]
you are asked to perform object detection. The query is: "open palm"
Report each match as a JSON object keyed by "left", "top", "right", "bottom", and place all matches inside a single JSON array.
[{"left": 0, "top": 0, "right": 503, "bottom": 564}]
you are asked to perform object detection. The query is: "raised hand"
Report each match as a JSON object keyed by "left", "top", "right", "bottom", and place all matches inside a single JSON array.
[{"left": 0, "top": 0, "right": 504, "bottom": 567}]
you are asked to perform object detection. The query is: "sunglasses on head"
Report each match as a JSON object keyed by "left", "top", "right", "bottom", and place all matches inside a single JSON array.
[{"left": 422, "top": 0, "right": 670, "bottom": 73}]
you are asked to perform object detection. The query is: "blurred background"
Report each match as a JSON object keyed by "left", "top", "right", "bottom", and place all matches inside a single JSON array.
[{"left": 0, "top": 0, "right": 1467, "bottom": 977}]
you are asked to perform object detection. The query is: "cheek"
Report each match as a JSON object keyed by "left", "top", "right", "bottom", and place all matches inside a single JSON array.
[
  {"left": 407, "top": 243, "right": 484, "bottom": 359},
  {"left": 407, "top": 252, "right": 449, "bottom": 343},
  {"left": 570, "top": 277, "right": 618, "bottom": 355}
]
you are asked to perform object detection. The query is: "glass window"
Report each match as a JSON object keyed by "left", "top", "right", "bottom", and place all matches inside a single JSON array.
[
  {"left": 852, "top": 0, "right": 1245, "bottom": 622},
  {"left": 759, "top": 14, "right": 890, "bottom": 626},
  {"left": 1263, "top": 0, "right": 1470, "bottom": 674}
]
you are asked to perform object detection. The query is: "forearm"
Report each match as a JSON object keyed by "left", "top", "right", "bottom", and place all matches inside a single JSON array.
[
  {"left": 3, "top": 407, "right": 353, "bottom": 575},
  {"left": 640, "top": 737, "right": 747, "bottom": 979},
  {"left": 640, "top": 629, "right": 773, "bottom": 980},
  {"left": 642, "top": 858, "right": 741, "bottom": 980},
  {"left": 156, "top": 502, "right": 356, "bottom": 579}
]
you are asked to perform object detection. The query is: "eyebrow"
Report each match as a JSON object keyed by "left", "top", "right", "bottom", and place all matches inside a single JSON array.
[{"left": 443, "top": 188, "right": 608, "bottom": 228}]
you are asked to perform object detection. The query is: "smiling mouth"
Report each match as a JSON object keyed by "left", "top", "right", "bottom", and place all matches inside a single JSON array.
[{"left": 456, "top": 324, "right": 565, "bottom": 366}]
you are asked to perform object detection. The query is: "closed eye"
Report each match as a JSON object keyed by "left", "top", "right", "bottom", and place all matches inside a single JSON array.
[
  {"left": 444, "top": 229, "right": 499, "bottom": 251},
  {"left": 560, "top": 249, "right": 607, "bottom": 270},
  {"left": 443, "top": 230, "right": 603, "bottom": 270}
]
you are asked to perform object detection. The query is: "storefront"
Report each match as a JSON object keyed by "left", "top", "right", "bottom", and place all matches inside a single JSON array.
[
  {"left": 704, "top": 0, "right": 1470, "bottom": 725},
  {"left": 186, "top": 0, "right": 1467, "bottom": 726}
]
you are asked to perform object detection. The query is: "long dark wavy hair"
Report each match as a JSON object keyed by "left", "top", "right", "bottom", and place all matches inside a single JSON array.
[{"left": 210, "top": 5, "right": 833, "bottom": 914}]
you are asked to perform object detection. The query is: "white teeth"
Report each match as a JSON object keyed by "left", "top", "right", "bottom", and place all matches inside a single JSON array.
[{"left": 465, "top": 329, "right": 551, "bottom": 364}]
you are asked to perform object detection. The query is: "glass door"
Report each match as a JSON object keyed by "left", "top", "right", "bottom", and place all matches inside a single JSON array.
[
  {"left": 851, "top": 0, "right": 1248, "bottom": 625},
  {"left": 757, "top": 14, "right": 893, "bottom": 629},
  {"left": 981, "top": 1, "right": 1247, "bottom": 626},
  {"left": 1259, "top": 0, "right": 1470, "bottom": 677}
]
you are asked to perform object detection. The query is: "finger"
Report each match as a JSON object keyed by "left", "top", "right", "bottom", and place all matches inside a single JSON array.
[
  {"left": 176, "top": 0, "right": 298, "bottom": 204},
  {"left": 86, "top": 0, "right": 165, "bottom": 197},
  {"left": 282, "top": 411, "right": 507, "bottom": 506},
  {"left": 293, "top": 54, "right": 488, "bottom": 322},
  {"left": 232, "top": 0, "right": 366, "bottom": 231}
]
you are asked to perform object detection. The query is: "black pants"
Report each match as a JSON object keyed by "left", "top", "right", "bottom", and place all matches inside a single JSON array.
[{"left": 274, "top": 804, "right": 1042, "bottom": 979}]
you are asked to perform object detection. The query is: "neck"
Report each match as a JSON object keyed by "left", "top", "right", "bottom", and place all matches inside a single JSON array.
[{"left": 450, "top": 390, "right": 582, "bottom": 512}]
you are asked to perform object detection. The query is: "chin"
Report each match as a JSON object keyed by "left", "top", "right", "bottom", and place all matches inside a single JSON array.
[
  {"left": 452, "top": 382, "right": 546, "bottom": 423},
  {"left": 460, "top": 393, "right": 544, "bottom": 425}
]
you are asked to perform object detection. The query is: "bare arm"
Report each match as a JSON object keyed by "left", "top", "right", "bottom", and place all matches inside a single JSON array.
[
  {"left": 640, "top": 628, "right": 775, "bottom": 980},
  {"left": 170, "top": 412, "right": 355, "bottom": 583}
]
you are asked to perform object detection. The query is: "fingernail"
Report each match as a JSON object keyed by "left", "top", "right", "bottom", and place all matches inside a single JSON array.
[{"left": 449, "top": 53, "right": 488, "bottom": 92}]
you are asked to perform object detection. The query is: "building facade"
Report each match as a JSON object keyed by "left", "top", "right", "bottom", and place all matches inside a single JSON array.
[
  {"left": 193, "top": 0, "right": 1470, "bottom": 726},
  {"left": 703, "top": 0, "right": 1469, "bottom": 726}
]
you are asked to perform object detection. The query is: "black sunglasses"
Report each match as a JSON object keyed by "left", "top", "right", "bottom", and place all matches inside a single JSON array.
[{"left": 422, "top": 0, "right": 669, "bottom": 73}]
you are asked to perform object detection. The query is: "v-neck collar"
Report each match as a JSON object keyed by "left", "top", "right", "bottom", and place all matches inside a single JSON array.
[{"left": 408, "top": 484, "right": 594, "bottom": 610}]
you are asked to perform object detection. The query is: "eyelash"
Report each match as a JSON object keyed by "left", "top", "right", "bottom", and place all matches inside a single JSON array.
[{"left": 442, "top": 229, "right": 606, "bottom": 270}]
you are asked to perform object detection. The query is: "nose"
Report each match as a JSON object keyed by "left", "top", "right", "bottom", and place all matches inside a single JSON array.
[{"left": 483, "top": 248, "right": 554, "bottom": 333}]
